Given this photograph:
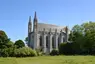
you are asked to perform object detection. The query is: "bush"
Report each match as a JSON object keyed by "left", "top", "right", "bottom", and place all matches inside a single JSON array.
[
  {"left": 14, "top": 47, "right": 37, "bottom": 57},
  {"left": 50, "top": 49, "right": 59, "bottom": 56},
  {"left": 0, "top": 47, "right": 37, "bottom": 57},
  {"left": 0, "top": 49, "right": 9, "bottom": 57},
  {"left": 0, "top": 48, "right": 14, "bottom": 57},
  {"left": 59, "top": 43, "right": 74, "bottom": 55},
  {"left": 35, "top": 47, "right": 43, "bottom": 56},
  {"left": 14, "top": 40, "right": 25, "bottom": 48}
]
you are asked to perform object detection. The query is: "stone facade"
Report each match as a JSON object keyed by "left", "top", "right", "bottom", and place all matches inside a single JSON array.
[{"left": 28, "top": 12, "right": 69, "bottom": 53}]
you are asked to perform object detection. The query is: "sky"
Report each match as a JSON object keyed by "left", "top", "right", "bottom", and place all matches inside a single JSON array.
[{"left": 0, "top": 0, "right": 95, "bottom": 42}]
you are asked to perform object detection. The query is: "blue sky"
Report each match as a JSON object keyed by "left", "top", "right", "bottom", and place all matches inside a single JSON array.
[{"left": 0, "top": 0, "right": 95, "bottom": 42}]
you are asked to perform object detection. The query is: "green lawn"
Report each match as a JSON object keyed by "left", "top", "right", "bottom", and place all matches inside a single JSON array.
[{"left": 0, "top": 56, "right": 95, "bottom": 64}]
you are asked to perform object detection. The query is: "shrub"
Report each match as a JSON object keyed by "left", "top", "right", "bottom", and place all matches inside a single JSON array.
[
  {"left": 0, "top": 48, "right": 14, "bottom": 57},
  {"left": 0, "top": 49, "right": 9, "bottom": 57},
  {"left": 14, "top": 40, "right": 25, "bottom": 48},
  {"left": 14, "top": 47, "right": 37, "bottom": 57},
  {"left": 59, "top": 43, "right": 74, "bottom": 55},
  {"left": 35, "top": 47, "right": 43, "bottom": 56},
  {"left": 0, "top": 47, "right": 37, "bottom": 57},
  {"left": 50, "top": 49, "right": 59, "bottom": 56}
]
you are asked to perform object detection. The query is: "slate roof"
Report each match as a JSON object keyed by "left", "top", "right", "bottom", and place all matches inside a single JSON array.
[{"left": 37, "top": 23, "right": 66, "bottom": 33}]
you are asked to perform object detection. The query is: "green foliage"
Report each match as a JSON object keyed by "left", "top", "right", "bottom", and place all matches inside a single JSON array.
[
  {"left": 59, "top": 43, "right": 74, "bottom": 55},
  {"left": 0, "top": 47, "right": 15, "bottom": 57},
  {"left": 0, "top": 30, "right": 8, "bottom": 39},
  {"left": 6, "top": 41, "right": 14, "bottom": 48},
  {"left": 35, "top": 48, "right": 43, "bottom": 56},
  {"left": 50, "top": 49, "right": 59, "bottom": 56},
  {"left": 14, "top": 40, "right": 25, "bottom": 48},
  {"left": 69, "top": 21, "right": 95, "bottom": 55},
  {"left": 14, "top": 47, "right": 37, "bottom": 57},
  {"left": 0, "top": 30, "right": 37, "bottom": 57},
  {"left": 0, "top": 47, "right": 37, "bottom": 57},
  {"left": 0, "top": 30, "right": 10, "bottom": 49},
  {"left": 25, "top": 37, "right": 28, "bottom": 44}
]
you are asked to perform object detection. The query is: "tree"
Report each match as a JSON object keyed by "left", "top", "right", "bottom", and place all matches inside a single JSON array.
[
  {"left": 0, "top": 30, "right": 10, "bottom": 49},
  {"left": 59, "top": 43, "right": 73, "bottom": 55},
  {"left": 14, "top": 40, "right": 25, "bottom": 48},
  {"left": 25, "top": 37, "right": 28, "bottom": 44},
  {"left": 81, "top": 22, "right": 95, "bottom": 54},
  {"left": 69, "top": 21, "right": 95, "bottom": 55},
  {"left": 69, "top": 25, "right": 85, "bottom": 54},
  {"left": 0, "top": 30, "right": 8, "bottom": 39},
  {"left": 6, "top": 41, "right": 14, "bottom": 48}
]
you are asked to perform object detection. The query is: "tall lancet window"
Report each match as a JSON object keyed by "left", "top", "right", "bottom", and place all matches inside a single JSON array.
[
  {"left": 58, "top": 36, "right": 60, "bottom": 47},
  {"left": 40, "top": 36, "right": 42, "bottom": 47},
  {"left": 46, "top": 36, "right": 48, "bottom": 48},
  {"left": 52, "top": 36, "right": 54, "bottom": 48}
]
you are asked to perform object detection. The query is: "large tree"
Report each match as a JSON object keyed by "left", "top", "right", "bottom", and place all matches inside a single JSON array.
[
  {"left": 81, "top": 22, "right": 95, "bottom": 54},
  {"left": 0, "top": 30, "right": 10, "bottom": 49},
  {"left": 69, "top": 25, "right": 85, "bottom": 54},
  {"left": 69, "top": 21, "right": 95, "bottom": 54},
  {"left": 14, "top": 40, "right": 25, "bottom": 48}
]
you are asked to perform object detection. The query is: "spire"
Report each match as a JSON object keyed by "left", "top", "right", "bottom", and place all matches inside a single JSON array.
[
  {"left": 28, "top": 16, "right": 32, "bottom": 24},
  {"left": 33, "top": 11, "right": 38, "bottom": 32},
  {"left": 34, "top": 11, "right": 37, "bottom": 19},
  {"left": 34, "top": 11, "right": 37, "bottom": 21},
  {"left": 29, "top": 16, "right": 31, "bottom": 22}
]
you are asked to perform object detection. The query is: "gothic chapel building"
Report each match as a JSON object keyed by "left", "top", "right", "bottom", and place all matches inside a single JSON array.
[{"left": 28, "top": 12, "right": 69, "bottom": 53}]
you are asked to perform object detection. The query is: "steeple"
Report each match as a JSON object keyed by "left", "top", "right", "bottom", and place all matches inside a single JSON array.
[
  {"left": 34, "top": 11, "right": 38, "bottom": 22},
  {"left": 33, "top": 11, "right": 38, "bottom": 32},
  {"left": 28, "top": 16, "right": 32, "bottom": 47},
  {"left": 29, "top": 16, "right": 31, "bottom": 21},
  {"left": 28, "top": 16, "right": 32, "bottom": 33},
  {"left": 28, "top": 16, "right": 32, "bottom": 25},
  {"left": 34, "top": 11, "right": 37, "bottom": 19}
]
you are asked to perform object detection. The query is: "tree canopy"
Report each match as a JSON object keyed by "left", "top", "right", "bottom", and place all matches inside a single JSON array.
[
  {"left": 14, "top": 40, "right": 25, "bottom": 48},
  {"left": 0, "top": 30, "right": 10, "bottom": 49},
  {"left": 68, "top": 21, "right": 95, "bottom": 54}
]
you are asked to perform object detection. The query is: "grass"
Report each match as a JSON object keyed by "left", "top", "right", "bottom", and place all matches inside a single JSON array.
[{"left": 0, "top": 55, "right": 95, "bottom": 64}]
